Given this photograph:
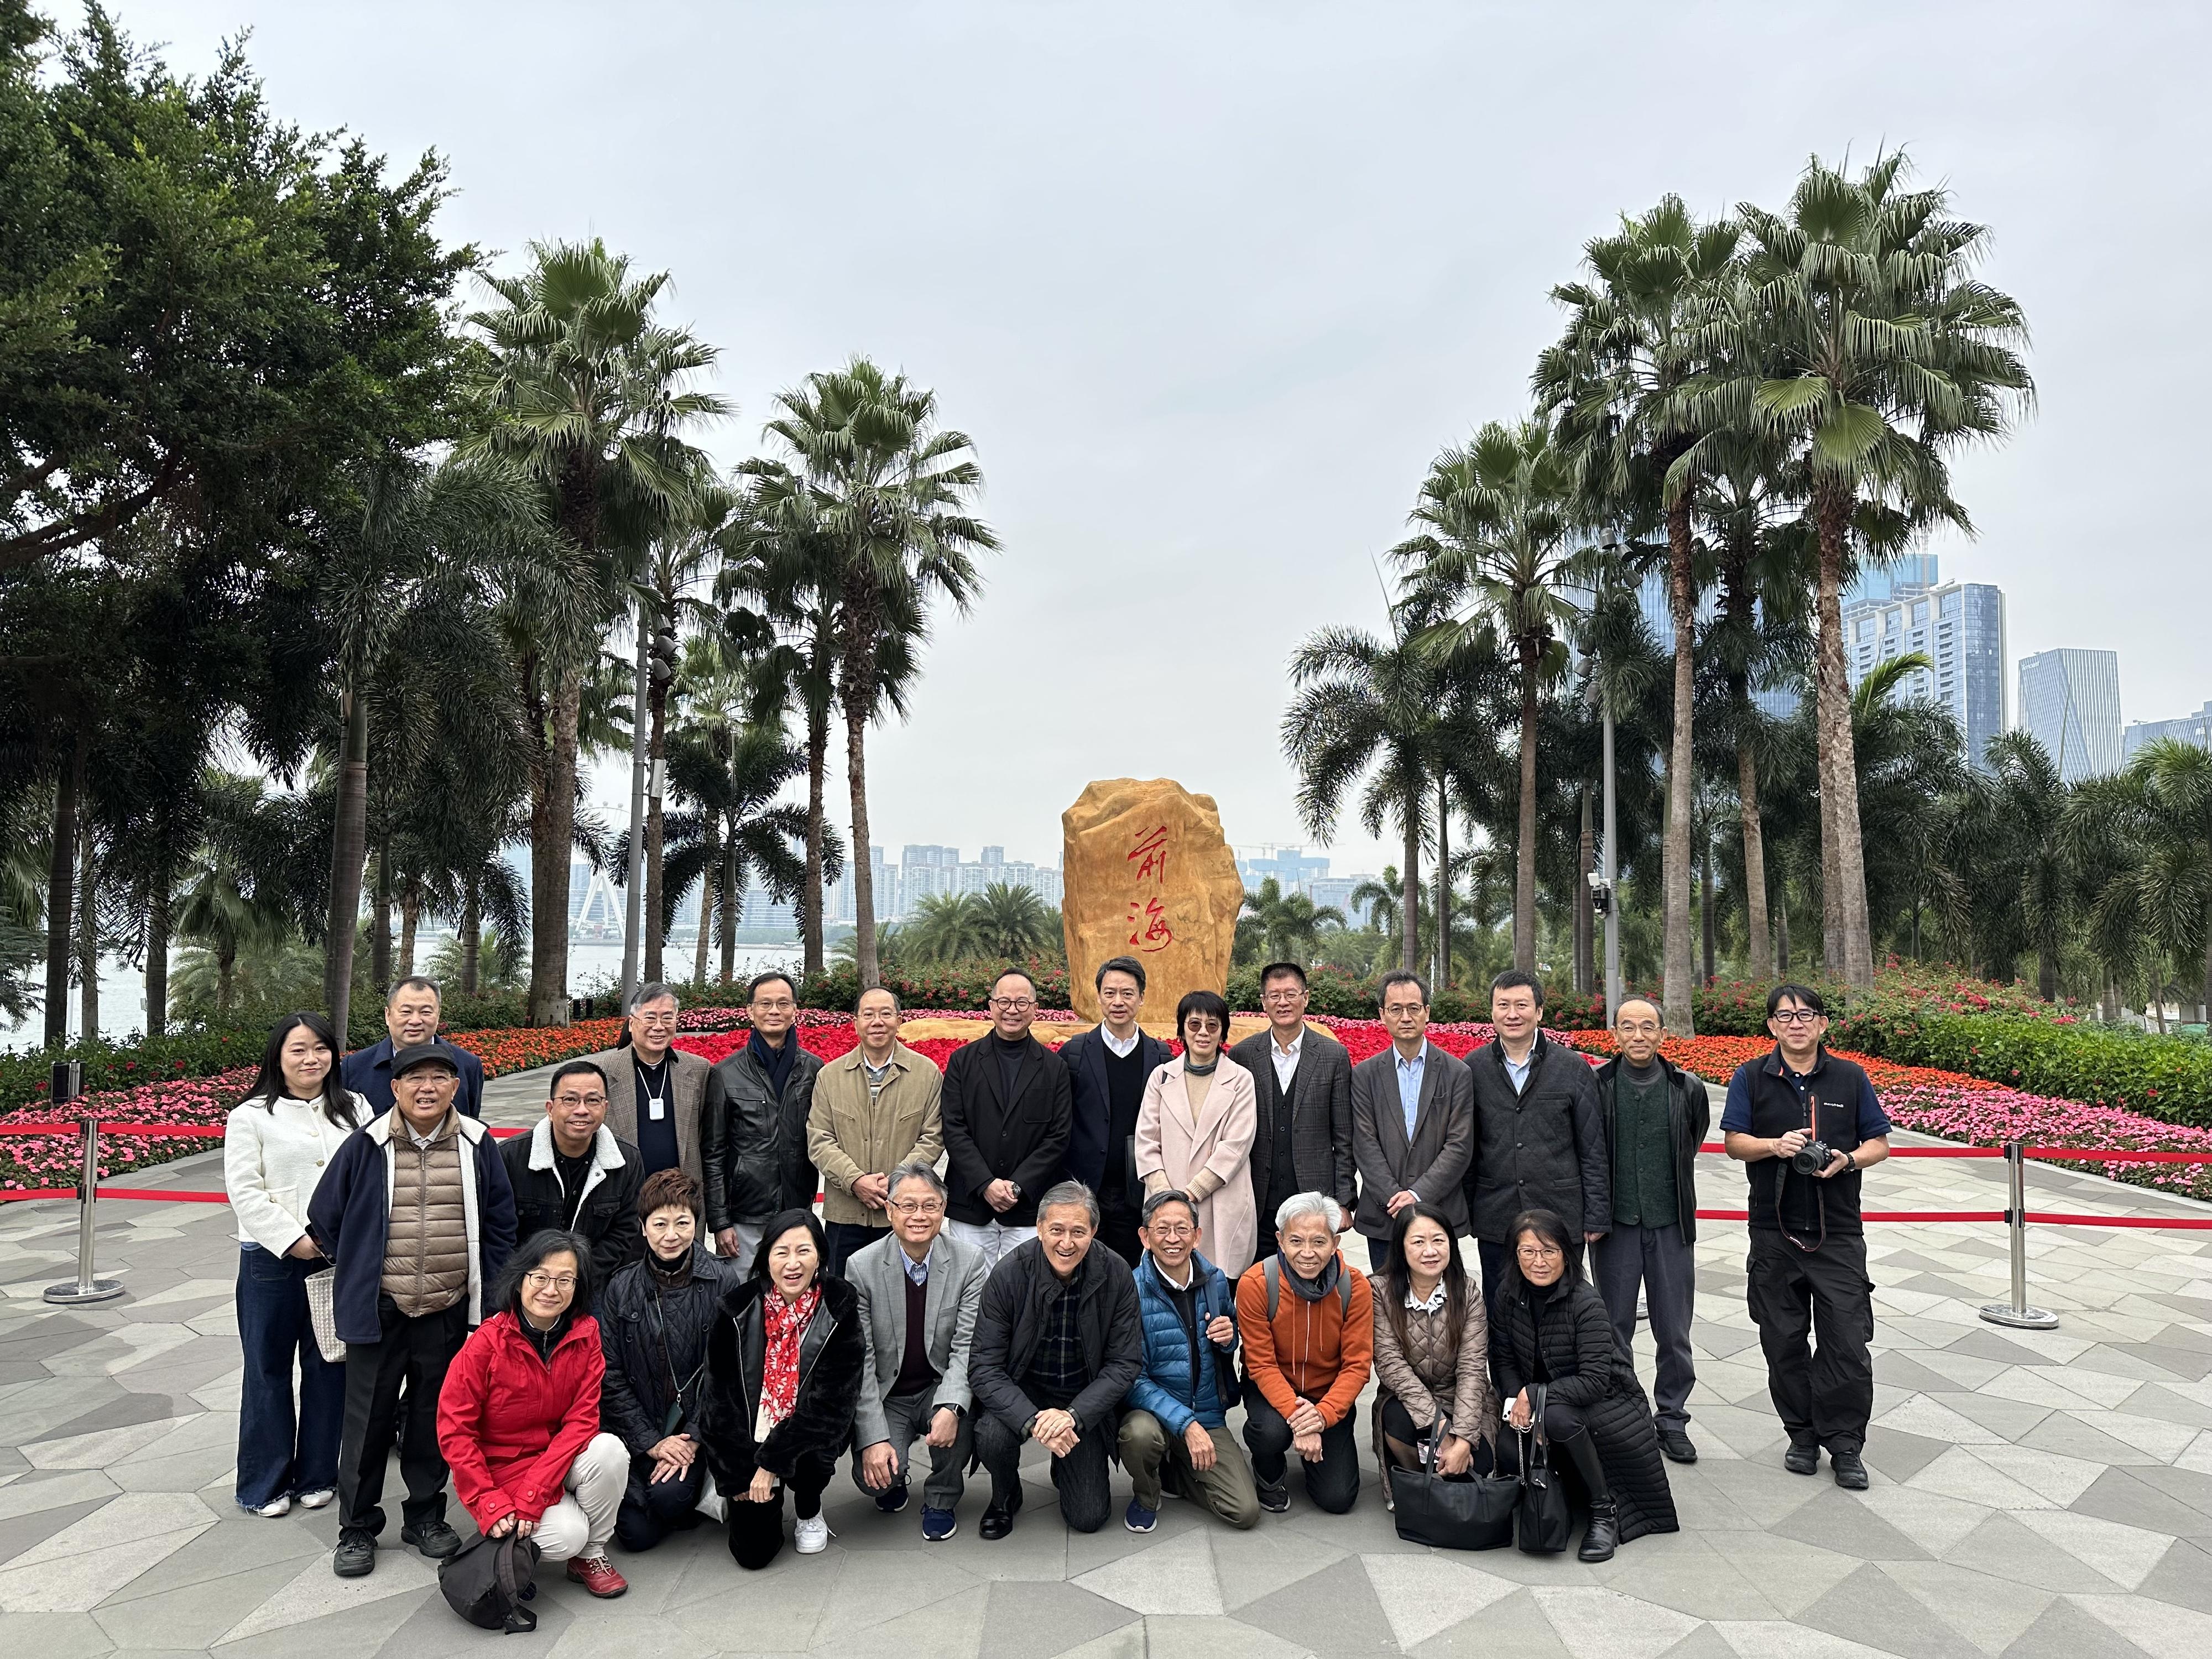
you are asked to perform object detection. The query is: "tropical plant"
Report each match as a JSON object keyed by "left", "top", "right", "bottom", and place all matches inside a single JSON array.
[
  {"left": 973, "top": 882, "right": 1060, "bottom": 961},
  {"left": 660, "top": 717, "right": 808, "bottom": 986},
  {"left": 1235, "top": 877, "right": 1347, "bottom": 969}
]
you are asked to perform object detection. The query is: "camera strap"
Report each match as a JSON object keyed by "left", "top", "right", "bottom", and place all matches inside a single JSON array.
[{"left": 1778, "top": 1093, "right": 1827, "bottom": 1255}]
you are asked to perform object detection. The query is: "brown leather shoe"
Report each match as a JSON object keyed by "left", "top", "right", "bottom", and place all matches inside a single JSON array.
[{"left": 565, "top": 1554, "right": 629, "bottom": 1598}]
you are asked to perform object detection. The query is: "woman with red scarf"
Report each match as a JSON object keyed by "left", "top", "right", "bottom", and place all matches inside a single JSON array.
[{"left": 698, "top": 1208, "right": 865, "bottom": 1568}]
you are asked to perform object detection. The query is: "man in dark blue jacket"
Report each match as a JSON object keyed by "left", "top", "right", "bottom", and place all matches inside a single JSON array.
[
  {"left": 1060, "top": 956, "right": 1172, "bottom": 1266},
  {"left": 1116, "top": 1190, "right": 1258, "bottom": 1533},
  {"left": 307, "top": 1042, "right": 515, "bottom": 1579},
  {"left": 340, "top": 976, "right": 487, "bottom": 1118}
]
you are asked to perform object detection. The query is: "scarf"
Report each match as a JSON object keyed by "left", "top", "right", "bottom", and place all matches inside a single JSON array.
[
  {"left": 749, "top": 1027, "right": 797, "bottom": 1100},
  {"left": 1183, "top": 1055, "right": 1219, "bottom": 1077},
  {"left": 759, "top": 1282, "right": 822, "bottom": 1431},
  {"left": 649, "top": 1246, "right": 693, "bottom": 1290},
  {"left": 1282, "top": 1253, "right": 1342, "bottom": 1303}
]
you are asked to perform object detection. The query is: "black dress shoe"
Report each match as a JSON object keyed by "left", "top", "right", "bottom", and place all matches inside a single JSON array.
[
  {"left": 1657, "top": 1428, "right": 1698, "bottom": 1464},
  {"left": 332, "top": 1530, "right": 377, "bottom": 1578},
  {"left": 1783, "top": 1442, "right": 1819, "bottom": 1476},
  {"left": 980, "top": 1504, "right": 1016, "bottom": 1541},
  {"left": 401, "top": 1518, "right": 462, "bottom": 1559},
  {"left": 1830, "top": 1449, "right": 1869, "bottom": 1490}
]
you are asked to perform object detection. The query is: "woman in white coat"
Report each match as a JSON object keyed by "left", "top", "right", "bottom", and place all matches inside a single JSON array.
[
  {"left": 1135, "top": 990, "right": 1260, "bottom": 1276},
  {"left": 222, "top": 1012, "right": 373, "bottom": 1516}
]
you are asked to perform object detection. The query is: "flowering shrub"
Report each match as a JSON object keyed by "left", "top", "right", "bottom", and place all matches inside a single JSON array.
[
  {"left": 1840, "top": 1011, "right": 2212, "bottom": 1129},
  {"left": 0, "top": 1029, "right": 266, "bottom": 1112},
  {"left": 798, "top": 959, "right": 1073, "bottom": 1013}
]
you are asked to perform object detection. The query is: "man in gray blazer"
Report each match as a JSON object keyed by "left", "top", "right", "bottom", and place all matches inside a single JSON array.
[
  {"left": 573, "top": 983, "right": 713, "bottom": 1197},
  {"left": 1228, "top": 962, "right": 1355, "bottom": 1258},
  {"left": 1349, "top": 969, "right": 1474, "bottom": 1270},
  {"left": 849, "top": 1160, "right": 989, "bottom": 1542}
]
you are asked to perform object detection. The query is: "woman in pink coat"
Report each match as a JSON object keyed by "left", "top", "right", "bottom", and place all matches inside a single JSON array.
[{"left": 1135, "top": 990, "right": 1260, "bottom": 1276}]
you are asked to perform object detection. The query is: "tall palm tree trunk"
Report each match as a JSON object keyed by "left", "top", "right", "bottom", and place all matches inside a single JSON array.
[
  {"left": 1400, "top": 812, "right": 1421, "bottom": 976},
  {"left": 845, "top": 693, "right": 881, "bottom": 989},
  {"left": 144, "top": 877, "right": 169, "bottom": 1037},
  {"left": 44, "top": 741, "right": 79, "bottom": 1046},
  {"left": 644, "top": 649, "right": 671, "bottom": 983},
  {"left": 76, "top": 814, "right": 97, "bottom": 1043},
  {"left": 1575, "top": 789, "right": 1595, "bottom": 995},
  {"left": 325, "top": 690, "right": 369, "bottom": 1041},
  {"left": 528, "top": 669, "right": 581, "bottom": 1025},
  {"left": 1435, "top": 774, "right": 1451, "bottom": 989},
  {"left": 371, "top": 841, "right": 393, "bottom": 994},
  {"left": 1662, "top": 498, "right": 1698, "bottom": 1034},
  {"left": 1812, "top": 490, "right": 1876, "bottom": 990},
  {"left": 1776, "top": 880, "right": 1791, "bottom": 974},
  {"left": 459, "top": 885, "right": 482, "bottom": 995},
  {"left": 801, "top": 695, "right": 829, "bottom": 980},
  {"left": 1699, "top": 832, "right": 1717, "bottom": 988},
  {"left": 719, "top": 832, "right": 739, "bottom": 984},
  {"left": 398, "top": 892, "right": 419, "bottom": 978},
  {"left": 693, "top": 862, "right": 715, "bottom": 986},
  {"left": 1514, "top": 645, "right": 1539, "bottom": 973},
  {"left": 1738, "top": 731, "right": 1773, "bottom": 982}
]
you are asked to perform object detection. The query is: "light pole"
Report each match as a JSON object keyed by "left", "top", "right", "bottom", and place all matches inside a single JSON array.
[
  {"left": 1601, "top": 685, "right": 1621, "bottom": 1026},
  {"left": 618, "top": 594, "right": 650, "bottom": 1013}
]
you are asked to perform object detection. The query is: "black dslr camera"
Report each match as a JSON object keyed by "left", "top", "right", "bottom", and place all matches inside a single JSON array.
[{"left": 1791, "top": 1139, "right": 1834, "bottom": 1175}]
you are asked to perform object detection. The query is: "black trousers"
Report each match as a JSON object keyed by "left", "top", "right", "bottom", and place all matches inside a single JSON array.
[
  {"left": 823, "top": 1220, "right": 883, "bottom": 1278},
  {"left": 1242, "top": 1385, "right": 1360, "bottom": 1514},
  {"left": 616, "top": 1455, "right": 706, "bottom": 1552},
  {"left": 973, "top": 1398, "right": 1115, "bottom": 1533},
  {"left": 1097, "top": 1190, "right": 1143, "bottom": 1271},
  {"left": 1746, "top": 1229, "right": 1875, "bottom": 1453},
  {"left": 337, "top": 1294, "right": 467, "bottom": 1536},
  {"left": 726, "top": 1450, "right": 834, "bottom": 1570}
]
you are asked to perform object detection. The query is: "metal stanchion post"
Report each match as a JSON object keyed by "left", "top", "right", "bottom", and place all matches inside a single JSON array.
[
  {"left": 44, "top": 1062, "right": 124, "bottom": 1306},
  {"left": 1979, "top": 1139, "right": 2058, "bottom": 1331}
]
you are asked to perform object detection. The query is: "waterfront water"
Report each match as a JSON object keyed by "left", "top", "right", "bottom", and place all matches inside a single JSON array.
[{"left": 1, "top": 936, "right": 804, "bottom": 1052}]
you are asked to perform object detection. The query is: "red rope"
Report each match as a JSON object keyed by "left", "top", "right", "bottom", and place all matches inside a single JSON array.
[
  {"left": 2026, "top": 1212, "right": 2212, "bottom": 1230},
  {"left": 2020, "top": 1147, "right": 2212, "bottom": 1165}
]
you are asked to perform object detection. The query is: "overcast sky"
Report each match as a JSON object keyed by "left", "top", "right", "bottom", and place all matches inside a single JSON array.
[{"left": 113, "top": 1, "right": 2212, "bottom": 877}]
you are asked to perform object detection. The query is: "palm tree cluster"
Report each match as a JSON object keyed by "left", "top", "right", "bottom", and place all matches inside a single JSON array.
[
  {"left": 1287, "top": 152, "right": 2038, "bottom": 1031},
  {"left": 0, "top": 12, "right": 990, "bottom": 1039}
]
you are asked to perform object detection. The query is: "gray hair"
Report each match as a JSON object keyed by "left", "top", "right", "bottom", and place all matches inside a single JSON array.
[
  {"left": 1141, "top": 1188, "right": 1198, "bottom": 1228},
  {"left": 857, "top": 984, "right": 902, "bottom": 1013},
  {"left": 885, "top": 1160, "right": 945, "bottom": 1202},
  {"left": 1274, "top": 1191, "right": 1343, "bottom": 1235},
  {"left": 629, "top": 982, "right": 680, "bottom": 1013},
  {"left": 1036, "top": 1179, "right": 1100, "bottom": 1229}
]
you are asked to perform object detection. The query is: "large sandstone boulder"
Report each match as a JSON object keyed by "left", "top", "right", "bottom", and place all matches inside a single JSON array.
[{"left": 1061, "top": 778, "right": 1243, "bottom": 1027}]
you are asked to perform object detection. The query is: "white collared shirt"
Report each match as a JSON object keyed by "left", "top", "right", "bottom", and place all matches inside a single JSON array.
[
  {"left": 1406, "top": 1281, "right": 1449, "bottom": 1313},
  {"left": 1270, "top": 1029, "right": 1303, "bottom": 1093},
  {"left": 1100, "top": 1024, "right": 1141, "bottom": 1060}
]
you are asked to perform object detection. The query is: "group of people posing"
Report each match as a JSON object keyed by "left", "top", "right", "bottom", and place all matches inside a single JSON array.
[{"left": 221, "top": 956, "right": 1891, "bottom": 1595}]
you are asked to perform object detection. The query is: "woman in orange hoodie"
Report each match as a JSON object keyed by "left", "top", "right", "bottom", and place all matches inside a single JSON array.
[{"left": 1234, "top": 1191, "right": 1372, "bottom": 1514}]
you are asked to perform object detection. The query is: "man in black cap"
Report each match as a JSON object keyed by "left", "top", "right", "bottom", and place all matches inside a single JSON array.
[{"left": 309, "top": 1041, "right": 516, "bottom": 1578}]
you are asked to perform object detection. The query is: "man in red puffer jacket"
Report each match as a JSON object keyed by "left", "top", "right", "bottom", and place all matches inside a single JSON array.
[{"left": 437, "top": 1232, "right": 632, "bottom": 1599}]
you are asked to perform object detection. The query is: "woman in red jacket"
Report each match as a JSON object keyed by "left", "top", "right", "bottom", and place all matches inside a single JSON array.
[{"left": 436, "top": 1229, "right": 632, "bottom": 1598}]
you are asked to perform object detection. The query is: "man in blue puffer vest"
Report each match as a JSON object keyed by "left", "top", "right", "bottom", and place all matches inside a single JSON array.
[{"left": 1116, "top": 1189, "right": 1260, "bottom": 1532}]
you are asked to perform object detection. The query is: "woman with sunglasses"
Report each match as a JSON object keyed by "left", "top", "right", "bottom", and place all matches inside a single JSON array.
[
  {"left": 1494, "top": 1208, "right": 1677, "bottom": 1562},
  {"left": 436, "top": 1230, "right": 632, "bottom": 1597},
  {"left": 1135, "top": 990, "right": 1260, "bottom": 1276}
]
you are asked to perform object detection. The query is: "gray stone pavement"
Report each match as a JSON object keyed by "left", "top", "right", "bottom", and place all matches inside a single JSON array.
[{"left": 5, "top": 1072, "right": 2212, "bottom": 1658}]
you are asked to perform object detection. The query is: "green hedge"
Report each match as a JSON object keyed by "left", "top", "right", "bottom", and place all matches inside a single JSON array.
[
  {"left": 0, "top": 1029, "right": 265, "bottom": 1112},
  {"left": 1839, "top": 1010, "right": 2212, "bottom": 1128}
]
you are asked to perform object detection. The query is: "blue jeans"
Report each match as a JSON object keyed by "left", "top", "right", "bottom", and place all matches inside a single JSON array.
[{"left": 234, "top": 1245, "right": 347, "bottom": 1509}]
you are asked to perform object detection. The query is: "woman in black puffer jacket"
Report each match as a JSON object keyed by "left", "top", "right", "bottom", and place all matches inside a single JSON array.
[
  {"left": 1495, "top": 1208, "right": 1678, "bottom": 1562},
  {"left": 697, "top": 1208, "right": 865, "bottom": 1569}
]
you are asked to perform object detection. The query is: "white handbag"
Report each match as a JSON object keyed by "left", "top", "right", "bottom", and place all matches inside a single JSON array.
[{"left": 305, "top": 1267, "right": 347, "bottom": 1364}]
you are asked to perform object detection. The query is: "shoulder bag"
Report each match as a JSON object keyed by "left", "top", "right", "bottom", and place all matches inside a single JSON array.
[
  {"left": 1514, "top": 1385, "right": 1574, "bottom": 1555},
  {"left": 1387, "top": 1412, "right": 1519, "bottom": 1551}
]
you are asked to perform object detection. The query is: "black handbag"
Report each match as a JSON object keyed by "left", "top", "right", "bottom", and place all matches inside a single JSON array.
[
  {"left": 1387, "top": 1412, "right": 1519, "bottom": 1551},
  {"left": 1515, "top": 1387, "right": 1574, "bottom": 1555},
  {"left": 440, "top": 1531, "right": 540, "bottom": 1633}
]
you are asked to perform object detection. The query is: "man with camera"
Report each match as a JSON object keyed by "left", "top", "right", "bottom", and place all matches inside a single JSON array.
[{"left": 1721, "top": 984, "right": 1891, "bottom": 1490}]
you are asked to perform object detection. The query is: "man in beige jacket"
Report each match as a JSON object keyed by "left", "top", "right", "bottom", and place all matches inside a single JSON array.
[{"left": 808, "top": 986, "right": 944, "bottom": 1273}]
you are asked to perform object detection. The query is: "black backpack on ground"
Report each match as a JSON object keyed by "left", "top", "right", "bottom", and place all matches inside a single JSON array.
[{"left": 440, "top": 1531, "right": 540, "bottom": 1633}]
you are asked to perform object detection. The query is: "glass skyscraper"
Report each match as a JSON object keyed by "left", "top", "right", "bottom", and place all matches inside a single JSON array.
[
  {"left": 1841, "top": 568, "right": 2008, "bottom": 772},
  {"left": 2018, "top": 649, "right": 2124, "bottom": 781}
]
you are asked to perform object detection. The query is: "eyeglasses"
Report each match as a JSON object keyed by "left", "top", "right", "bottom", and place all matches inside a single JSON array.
[
  {"left": 889, "top": 1198, "right": 945, "bottom": 1217},
  {"left": 990, "top": 997, "right": 1036, "bottom": 1013},
  {"left": 633, "top": 1013, "right": 678, "bottom": 1029},
  {"left": 552, "top": 1093, "right": 607, "bottom": 1109},
  {"left": 1616, "top": 1021, "right": 1661, "bottom": 1036},
  {"left": 1261, "top": 989, "right": 1305, "bottom": 1004},
  {"left": 1771, "top": 1009, "right": 1823, "bottom": 1026},
  {"left": 1146, "top": 1222, "right": 1194, "bottom": 1240},
  {"left": 1515, "top": 1243, "right": 1563, "bottom": 1261},
  {"left": 523, "top": 1271, "right": 577, "bottom": 1291}
]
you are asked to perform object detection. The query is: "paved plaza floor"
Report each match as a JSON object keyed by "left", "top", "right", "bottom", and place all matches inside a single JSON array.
[{"left": 5, "top": 1072, "right": 2212, "bottom": 1658}]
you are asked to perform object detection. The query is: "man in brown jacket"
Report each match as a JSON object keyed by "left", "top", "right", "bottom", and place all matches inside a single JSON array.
[
  {"left": 575, "top": 983, "right": 712, "bottom": 1191},
  {"left": 808, "top": 987, "right": 943, "bottom": 1274}
]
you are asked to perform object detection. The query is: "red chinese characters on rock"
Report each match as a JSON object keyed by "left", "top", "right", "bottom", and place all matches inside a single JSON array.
[{"left": 1125, "top": 825, "right": 1175, "bottom": 953}]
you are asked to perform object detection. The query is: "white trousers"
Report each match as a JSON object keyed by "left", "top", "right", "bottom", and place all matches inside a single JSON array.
[
  {"left": 945, "top": 1218, "right": 1025, "bottom": 1272},
  {"left": 720, "top": 1223, "right": 764, "bottom": 1278},
  {"left": 531, "top": 1431, "right": 628, "bottom": 1562}
]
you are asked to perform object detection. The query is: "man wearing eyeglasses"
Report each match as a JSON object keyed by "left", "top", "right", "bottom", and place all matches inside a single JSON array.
[
  {"left": 847, "top": 1162, "right": 988, "bottom": 1542},
  {"left": 1060, "top": 956, "right": 1172, "bottom": 1266},
  {"left": 808, "top": 987, "right": 944, "bottom": 1274},
  {"left": 1228, "top": 962, "right": 1355, "bottom": 1261},
  {"left": 499, "top": 1059, "right": 644, "bottom": 1285},
  {"left": 1590, "top": 997, "right": 1708, "bottom": 1465},
  {"left": 572, "top": 983, "right": 712, "bottom": 1193},
  {"left": 1722, "top": 983, "right": 1892, "bottom": 1491},
  {"left": 941, "top": 969, "right": 1073, "bottom": 1271},
  {"left": 701, "top": 972, "right": 822, "bottom": 1274}
]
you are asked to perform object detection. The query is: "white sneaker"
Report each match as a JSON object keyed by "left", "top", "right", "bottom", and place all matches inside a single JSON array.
[
  {"left": 793, "top": 1515, "right": 831, "bottom": 1555},
  {"left": 251, "top": 1496, "right": 291, "bottom": 1517},
  {"left": 296, "top": 1489, "right": 335, "bottom": 1510}
]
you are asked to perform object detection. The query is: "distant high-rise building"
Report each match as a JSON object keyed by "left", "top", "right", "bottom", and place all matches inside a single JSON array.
[
  {"left": 1238, "top": 847, "right": 1330, "bottom": 893},
  {"left": 1841, "top": 552, "right": 1941, "bottom": 611},
  {"left": 1843, "top": 576, "right": 2007, "bottom": 771},
  {"left": 2018, "top": 649, "right": 2123, "bottom": 781},
  {"left": 2124, "top": 701, "right": 2212, "bottom": 760},
  {"left": 1307, "top": 875, "right": 1363, "bottom": 920},
  {"left": 1634, "top": 566, "right": 1799, "bottom": 720}
]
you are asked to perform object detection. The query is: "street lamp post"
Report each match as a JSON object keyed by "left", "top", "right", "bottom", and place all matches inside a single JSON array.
[{"left": 618, "top": 596, "right": 650, "bottom": 1013}]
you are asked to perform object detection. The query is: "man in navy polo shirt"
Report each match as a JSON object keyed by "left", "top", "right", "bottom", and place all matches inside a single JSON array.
[
  {"left": 1721, "top": 983, "right": 1891, "bottom": 1491},
  {"left": 342, "top": 977, "right": 486, "bottom": 1119}
]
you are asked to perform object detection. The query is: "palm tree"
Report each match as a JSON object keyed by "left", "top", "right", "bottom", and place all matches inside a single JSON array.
[
  {"left": 2107, "top": 741, "right": 2212, "bottom": 1019},
  {"left": 1285, "top": 622, "right": 1443, "bottom": 974},
  {"left": 1538, "top": 196, "right": 1738, "bottom": 1031},
  {"left": 173, "top": 773, "right": 290, "bottom": 1018},
  {"left": 1392, "top": 418, "right": 1579, "bottom": 974},
  {"left": 743, "top": 358, "right": 995, "bottom": 990},
  {"left": 901, "top": 892, "right": 989, "bottom": 964},
  {"left": 1691, "top": 153, "right": 2034, "bottom": 991},
  {"left": 462, "top": 239, "right": 727, "bottom": 1024},
  {"left": 1236, "top": 876, "right": 1347, "bottom": 968},
  {"left": 660, "top": 717, "right": 808, "bottom": 986},
  {"left": 974, "top": 882, "right": 1057, "bottom": 961}
]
